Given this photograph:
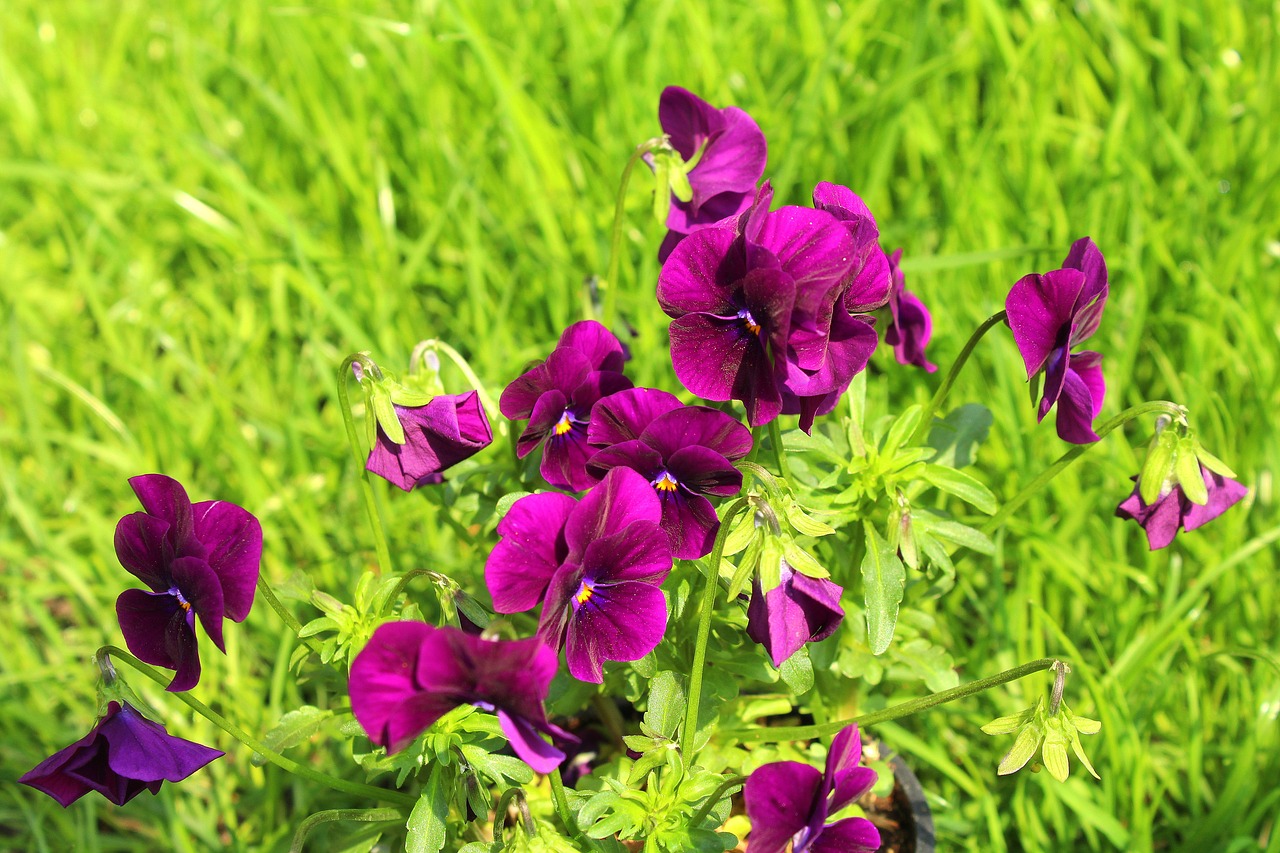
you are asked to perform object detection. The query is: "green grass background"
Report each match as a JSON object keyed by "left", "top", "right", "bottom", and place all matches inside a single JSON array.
[{"left": 2, "top": 0, "right": 1277, "bottom": 850}]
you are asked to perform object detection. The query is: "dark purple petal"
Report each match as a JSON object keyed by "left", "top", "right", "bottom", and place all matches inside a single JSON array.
[
  {"left": 587, "top": 388, "right": 684, "bottom": 446},
  {"left": 842, "top": 244, "right": 892, "bottom": 314},
  {"left": 569, "top": 370, "right": 634, "bottom": 413},
  {"left": 811, "top": 182, "right": 876, "bottom": 224},
  {"left": 1038, "top": 346, "right": 1070, "bottom": 420},
  {"left": 103, "top": 704, "right": 223, "bottom": 783},
  {"left": 824, "top": 725, "right": 877, "bottom": 814},
  {"left": 744, "top": 761, "right": 824, "bottom": 853},
  {"left": 669, "top": 313, "right": 775, "bottom": 417},
  {"left": 497, "top": 710, "right": 565, "bottom": 774},
  {"left": 808, "top": 817, "right": 881, "bottom": 853},
  {"left": 657, "top": 229, "right": 685, "bottom": 264},
  {"left": 585, "top": 441, "right": 666, "bottom": 482},
  {"left": 747, "top": 567, "right": 845, "bottom": 667},
  {"left": 564, "top": 468, "right": 663, "bottom": 559},
  {"left": 129, "top": 474, "right": 199, "bottom": 557},
  {"left": 486, "top": 491, "right": 577, "bottom": 613},
  {"left": 1062, "top": 237, "right": 1109, "bottom": 343},
  {"left": 884, "top": 287, "right": 936, "bottom": 372},
  {"left": 656, "top": 488, "right": 721, "bottom": 560},
  {"left": 517, "top": 390, "right": 569, "bottom": 460},
  {"left": 580, "top": 521, "right": 672, "bottom": 585},
  {"left": 657, "top": 224, "right": 746, "bottom": 317},
  {"left": 1005, "top": 269, "right": 1086, "bottom": 379},
  {"left": 1182, "top": 466, "right": 1248, "bottom": 532},
  {"left": 366, "top": 393, "right": 494, "bottom": 491},
  {"left": 1116, "top": 485, "right": 1183, "bottom": 550},
  {"left": 171, "top": 556, "right": 226, "bottom": 653},
  {"left": 658, "top": 87, "right": 766, "bottom": 211},
  {"left": 665, "top": 189, "right": 755, "bottom": 241},
  {"left": 116, "top": 589, "right": 201, "bottom": 692},
  {"left": 1052, "top": 353, "right": 1105, "bottom": 444},
  {"left": 539, "top": 425, "right": 598, "bottom": 492},
  {"left": 665, "top": 446, "right": 743, "bottom": 497},
  {"left": 751, "top": 206, "right": 856, "bottom": 336},
  {"left": 20, "top": 730, "right": 100, "bottom": 806},
  {"left": 557, "top": 320, "right": 628, "bottom": 373},
  {"left": 114, "top": 511, "right": 172, "bottom": 591},
  {"left": 349, "top": 622, "right": 456, "bottom": 752},
  {"left": 500, "top": 348, "right": 591, "bottom": 421},
  {"left": 642, "top": 407, "right": 753, "bottom": 463},
  {"left": 447, "top": 632, "right": 561, "bottom": 727},
  {"left": 190, "top": 500, "right": 261, "bottom": 622},
  {"left": 536, "top": 562, "right": 582, "bottom": 652},
  {"left": 563, "top": 580, "right": 668, "bottom": 683}
]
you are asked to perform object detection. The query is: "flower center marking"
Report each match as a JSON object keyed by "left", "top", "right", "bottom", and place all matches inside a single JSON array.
[
  {"left": 553, "top": 410, "right": 575, "bottom": 436},
  {"left": 737, "top": 308, "right": 761, "bottom": 336},
  {"left": 169, "top": 587, "right": 192, "bottom": 612},
  {"left": 574, "top": 581, "right": 595, "bottom": 606},
  {"left": 653, "top": 471, "right": 679, "bottom": 492}
]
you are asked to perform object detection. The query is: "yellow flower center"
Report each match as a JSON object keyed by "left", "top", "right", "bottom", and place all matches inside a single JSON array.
[
  {"left": 553, "top": 411, "right": 575, "bottom": 436},
  {"left": 575, "top": 581, "right": 594, "bottom": 606},
  {"left": 654, "top": 472, "right": 679, "bottom": 492}
]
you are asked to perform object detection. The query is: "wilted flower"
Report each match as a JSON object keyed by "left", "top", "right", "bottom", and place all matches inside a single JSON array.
[
  {"left": 20, "top": 701, "right": 222, "bottom": 807},
  {"left": 883, "top": 249, "right": 937, "bottom": 372},
  {"left": 983, "top": 696, "right": 1102, "bottom": 783},
  {"left": 746, "top": 560, "right": 845, "bottom": 667},
  {"left": 1116, "top": 463, "right": 1247, "bottom": 550},
  {"left": 652, "top": 86, "right": 767, "bottom": 262},
  {"left": 586, "top": 388, "right": 752, "bottom": 559},
  {"left": 744, "top": 723, "right": 880, "bottom": 853},
  {"left": 114, "top": 475, "right": 262, "bottom": 692},
  {"left": 365, "top": 391, "right": 492, "bottom": 489},
  {"left": 1005, "top": 237, "right": 1109, "bottom": 443},
  {"left": 500, "top": 321, "right": 633, "bottom": 491},
  {"left": 485, "top": 468, "right": 673, "bottom": 682},
  {"left": 348, "top": 621, "right": 568, "bottom": 773}
]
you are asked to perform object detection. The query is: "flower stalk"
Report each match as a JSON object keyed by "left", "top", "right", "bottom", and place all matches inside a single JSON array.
[
  {"left": 337, "top": 354, "right": 394, "bottom": 576},
  {"left": 604, "top": 138, "right": 667, "bottom": 328}
]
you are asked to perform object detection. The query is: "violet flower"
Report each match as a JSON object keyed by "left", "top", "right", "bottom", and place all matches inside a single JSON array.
[
  {"left": 653, "top": 86, "right": 767, "bottom": 263},
  {"left": 20, "top": 701, "right": 222, "bottom": 807},
  {"left": 114, "top": 475, "right": 262, "bottom": 692},
  {"left": 744, "top": 723, "right": 880, "bottom": 853},
  {"left": 746, "top": 561, "right": 845, "bottom": 667},
  {"left": 500, "top": 320, "right": 633, "bottom": 491},
  {"left": 485, "top": 467, "right": 673, "bottom": 683},
  {"left": 657, "top": 183, "right": 864, "bottom": 427},
  {"left": 365, "top": 391, "right": 492, "bottom": 489},
  {"left": 883, "top": 249, "right": 937, "bottom": 372},
  {"left": 348, "top": 621, "right": 568, "bottom": 773},
  {"left": 586, "top": 388, "right": 752, "bottom": 559},
  {"left": 1005, "top": 238, "right": 1109, "bottom": 443},
  {"left": 1116, "top": 464, "right": 1247, "bottom": 550}
]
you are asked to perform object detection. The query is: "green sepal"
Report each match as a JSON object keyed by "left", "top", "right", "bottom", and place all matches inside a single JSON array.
[
  {"left": 370, "top": 382, "right": 404, "bottom": 445},
  {"left": 667, "top": 161, "right": 694, "bottom": 203},
  {"left": 388, "top": 385, "right": 436, "bottom": 407},
  {"left": 997, "top": 719, "right": 1045, "bottom": 775},
  {"left": 1041, "top": 716, "right": 1071, "bottom": 782},
  {"left": 1139, "top": 429, "right": 1179, "bottom": 505},
  {"left": 783, "top": 501, "right": 836, "bottom": 537},
  {"left": 652, "top": 158, "right": 673, "bottom": 222},
  {"left": 757, "top": 538, "right": 784, "bottom": 591},
  {"left": 1195, "top": 445, "right": 1237, "bottom": 479},
  {"left": 1175, "top": 436, "right": 1208, "bottom": 505},
  {"left": 782, "top": 539, "right": 830, "bottom": 579},
  {"left": 981, "top": 705, "right": 1036, "bottom": 736}
]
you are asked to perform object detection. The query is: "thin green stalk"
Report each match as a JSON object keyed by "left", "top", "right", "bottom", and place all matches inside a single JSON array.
[
  {"left": 380, "top": 568, "right": 438, "bottom": 618},
  {"left": 681, "top": 500, "right": 748, "bottom": 759},
  {"left": 426, "top": 339, "right": 502, "bottom": 434},
  {"left": 603, "top": 139, "right": 665, "bottom": 329},
  {"left": 723, "top": 658, "right": 1058, "bottom": 743},
  {"left": 290, "top": 808, "right": 403, "bottom": 853},
  {"left": 689, "top": 775, "right": 746, "bottom": 828},
  {"left": 547, "top": 770, "right": 582, "bottom": 841},
  {"left": 100, "top": 646, "right": 417, "bottom": 807},
  {"left": 767, "top": 417, "right": 791, "bottom": 480},
  {"left": 982, "top": 400, "right": 1186, "bottom": 534},
  {"left": 256, "top": 575, "right": 324, "bottom": 654},
  {"left": 909, "top": 309, "right": 1007, "bottom": 445},
  {"left": 337, "top": 355, "right": 393, "bottom": 576}
]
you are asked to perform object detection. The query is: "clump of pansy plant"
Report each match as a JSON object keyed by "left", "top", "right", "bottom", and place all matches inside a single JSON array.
[{"left": 22, "top": 84, "right": 1249, "bottom": 853}]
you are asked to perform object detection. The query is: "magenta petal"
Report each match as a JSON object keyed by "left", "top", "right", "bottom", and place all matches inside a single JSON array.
[
  {"left": 129, "top": 474, "right": 197, "bottom": 555},
  {"left": 518, "top": 390, "right": 568, "bottom": 460},
  {"left": 557, "top": 320, "right": 628, "bottom": 373},
  {"left": 580, "top": 521, "right": 672, "bottom": 585},
  {"left": 811, "top": 182, "right": 876, "bottom": 224},
  {"left": 104, "top": 704, "right": 223, "bottom": 783},
  {"left": 540, "top": 426, "right": 598, "bottom": 492},
  {"left": 665, "top": 189, "right": 755, "bottom": 237},
  {"left": 1053, "top": 356, "right": 1104, "bottom": 444},
  {"left": 747, "top": 568, "right": 845, "bottom": 667},
  {"left": 657, "top": 489, "right": 721, "bottom": 560},
  {"left": 1005, "top": 269, "right": 1086, "bottom": 378},
  {"left": 191, "top": 500, "right": 261, "bottom": 622},
  {"left": 665, "top": 446, "right": 743, "bottom": 497},
  {"left": 642, "top": 406, "right": 753, "bottom": 463},
  {"left": 500, "top": 348, "right": 591, "bottom": 421},
  {"left": 565, "top": 468, "right": 663, "bottom": 557},
  {"left": 568, "top": 370, "right": 634, "bottom": 412},
  {"left": 751, "top": 206, "right": 855, "bottom": 325},
  {"left": 1183, "top": 467, "right": 1248, "bottom": 532},
  {"left": 564, "top": 580, "right": 668, "bottom": 683},
  {"left": 486, "top": 491, "right": 577, "bottom": 613},
  {"left": 497, "top": 710, "right": 565, "bottom": 774},
  {"left": 585, "top": 441, "right": 666, "bottom": 482},
  {"left": 885, "top": 288, "right": 937, "bottom": 372},
  {"left": 349, "top": 622, "right": 454, "bottom": 752},
  {"left": 587, "top": 388, "right": 684, "bottom": 446},
  {"left": 658, "top": 87, "right": 766, "bottom": 210},
  {"left": 116, "top": 589, "right": 201, "bottom": 692},
  {"left": 366, "top": 393, "right": 494, "bottom": 490},
  {"left": 843, "top": 244, "right": 892, "bottom": 314},
  {"left": 170, "top": 556, "right": 226, "bottom": 653},
  {"left": 808, "top": 817, "right": 882, "bottom": 853},
  {"left": 657, "top": 224, "right": 745, "bottom": 316},
  {"left": 744, "top": 761, "right": 824, "bottom": 853},
  {"left": 1116, "top": 486, "right": 1183, "bottom": 550},
  {"left": 1062, "top": 236, "right": 1109, "bottom": 343},
  {"left": 114, "top": 512, "right": 172, "bottom": 591}
]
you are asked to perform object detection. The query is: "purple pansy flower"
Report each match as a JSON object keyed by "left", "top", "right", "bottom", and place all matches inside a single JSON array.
[
  {"left": 1116, "top": 464, "right": 1247, "bottom": 550},
  {"left": 114, "top": 475, "right": 262, "bottom": 692},
  {"left": 365, "top": 391, "right": 493, "bottom": 490},
  {"left": 20, "top": 701, "right": 222, "bottom": 807},
  {"left": 500, "top": 321, "right": 633, "bottom": 492},
  {"left": 653, "top": 86, "right": 767, "bottom": 263},
  {"left": 883, "top": 249, "right": 937, "bottom": 372},
  {"left": 586, "top": 388, "right": 752, "bottom": 559},
  {"left": 1005, "top": 238, "right": 1109, "bottom": 443},
  {"left": 485, "top": 468, "right": 673, "bottom": 683},
  {"left": 658, "top": 183, "right": 866, "bottom": 428},
  {"left": 746, "top": 561, "right": 845, "bottom": 667},
  {"left": 349, "top": 621, "right": 568, "bottom": 774},
  {"left": 744, "top": 723, "right": 880, "bottom": 853}
]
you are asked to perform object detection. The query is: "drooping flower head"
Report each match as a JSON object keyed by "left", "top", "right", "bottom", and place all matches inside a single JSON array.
[
  {"left": 658, "top": 182, "right": 870, "bottom": 428},
  {"left": 653, "top": 86, "right": 767, "bottom": 262},
  {"left": 485, "top": 467, "right": 673, "bottom": 682},
  {"left": 349, "top": 621, "right": 568, "bottom": 773},
  {"left": 20, "top": 701, "right": 223, "bottom": 807},
  {"left": 1116, "top": 463, "right": 1247, "bottom": 550},
  {"left": 744, "top": 723, "right": 880, "bottom": 853},
  {"left": 586, "top": 388, "right": 752, "bottom": 559},
  {"left": 365, "top": 391, "right": 492, "bottom": 490},
  {"left": 1005, "top": 238, "right": 1109, "bottom": 443},
  {"left": 746, "top": 560, "right": 845, "bottom": 667},
  {"left": 883, "top": 249, "right": 937, "bottom": 372},
  {"left": 500, "top": 321, "right": 633, "bottom": 492},
  {"left": 114, "top": 475, "right": 262, "bottom": 692}
]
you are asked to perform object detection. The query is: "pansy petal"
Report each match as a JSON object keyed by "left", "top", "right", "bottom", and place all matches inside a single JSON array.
[
  {"left": 170, "top": 556, "right": 226, "bottom": 653},
  {"left": 665, "top": 446, "right": 743, "bottom": 497},
  {"left": 657, "top": 224, "right": 746, "bottom": 317},
  {"left": 497, "top": 710, "right": 566, "bottom": 774},
  {"left": 500, "top": 348, "right": 591, "bottom": 420},
  {"left": 642, "top": 406, "right": 753, "bottom": 462},
  {"left": 1005, "top": 269, "right": 1086, "bottom": 378},
  {"left": 684, "top": 106, "right": 768, "bottom": 207},
  {"left": 349, "top": 622, "right": 455, "bottom": 752},
  {"left": 812, "top": 182, "right": 876, "bottom": 224},
  {"left": 1053, "top": 361, "right": 1104, "bottom": 444},
  {"left": 518, "top": 390, "right": 569, "bottom": 460},
  {"left": 486, "top": 491, "right": 577, "bottom": 613},
  {"left": 585, "top": 441, "right": 666, "bottom": 482},
  {"left": 458, "top": 633, "right": 562, "bottom": 725},
  {"left": 367, "top": 394, "right": 493, "bottom": 490},
  {"left": 808, "top": 817, "right": 882, "bottom": 853},
  {"left": 843, "top": 244, "right": 892, "bottom": 313},
  {"left": 565, "top": 580, "right": 668, "bottom": 683},
  {"left": 1062, "top": 237, "right": 1109, "bottom": 343},
  {"left": 540, "top": 426, "right": 598, "bottom": 492},
  {"left": 751, "top": 206, "right": 855, "bottom": 326},
  {"left": 557, "top": 320, "right": 628, "bottom": 373},
  {"left": 565, "top": 468, "right": 663, "bottom": 557},
  {"left": 747, "top": 569, "right": 845, "bottom": 667},
  {"left": 581, "top": 521, "right": 672, "bottom": 585},
  {"left": 114, "top": 512, "right": 172, "bottom": 591},
  {"left": 885, "top": 288, "right": 937, "bottom": 372},
  {"left": 656, "top": 489, "right": 721, "bottom": 560},
  {"left": 665, "top": 189, "right": 755, "bottom": 239},
  {"left": 1183, "top": 467, "right": 1247, "bottom": 532},
  {"left": 568, "top": 370, "right": 634, "bottom": 412},
  {"left": 587, "top": 388, "right": 684, "bottom": 446},
  {"left": 744, "top": 761, "right": 824, "bottom": 853},
  {"left": 116, "top": 589, "right": 201, "bottom": 692},
  {"left": 129, "top": 474, "right": 197, "bottom": 555},
  {"left": 1116, "top": 487, "right": 1182, "bottom": 550},
  {"left": 191, "top": 500, "right": 261, "bottom": 622},
  {"left": 104, "top": 704, "right": 223, "bottom": 783}
]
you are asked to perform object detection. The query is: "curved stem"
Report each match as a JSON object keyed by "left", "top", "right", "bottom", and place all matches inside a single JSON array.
[
  {"left": 100, "top": 646, "right": 417, "bottom": 807},
  {"left": 428, "top": 340, "right": 503, "bottom": 436},
  {"left": 689, "top": 774, "right": 746, "bottom": 828},
  {"left": 257, "top": 575, "right": 325, "bottom": 654},
  {"left": 604, "top": 139, "right": 665, "bottom": 329},
  {"left": 380, "top": 568, "right": 443, "bottom": 618},
  {"left": 681, "top": 500, "right": 748, "bottom": 759},
  {"left": 982, "top": 400, "right": 1186, "bottom": 534},
  {"left": 290, "top": 808, "right": 403, "bottom": 853},
  {"left": 910, "top": 310, "right": 1007, "bottom": 445},
  {"left": 337, "top": 356, "right": 393, "bottom": 577},
  {"left": 723, "top": 658, "right": 1058, "bottom": 743},
  {"left": 767, "top": 418, "right": 791, "bottom": 480}
]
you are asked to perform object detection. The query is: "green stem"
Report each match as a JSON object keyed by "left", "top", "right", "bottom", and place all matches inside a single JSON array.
[
  {"left": 909, "top": 310, "right": 1007, "bottom": 445},
  {"left": 256, "top": 575, "right": 324, "bottom": 654},
  {"left": 337, "top": 355, "right": 394, "bottom": 577},
  {"left": 547, "top": 770, "right": 581, "bottom": 841},
  {"left": 380, "top": 568, "right": 440, "bottom": 618},
  {"left": 603, "top": 139, "right": 665, "bottom": 329},
  {"left": 427, "top": 340, "right": 502, "bottom": 436},
  {"left": 689, "top": 775, "right": 746, "bottom": 828},
  {"left": 723, "top": 657, "right": 1058, "bottom": 743},
  {"left": 290, "top": 808, "right": 403, "bottom": 853},
  {"left": 681, "top": 500, "right": 748, "bottom": 759},
  {"left": 982, "top": 401, "right": 1186, "bottom": 534},
  {"left": 100, "top": 646, "right": 417, "bottom": 807},
  {"left": 767, "top": 418, "right": 791, "bottom": 480}
]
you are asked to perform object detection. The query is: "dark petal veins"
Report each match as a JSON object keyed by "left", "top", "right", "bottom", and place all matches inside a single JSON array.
[
  {"left": 665, "top": 446, "right": 743, "bottom": 497},
  {"left": 657, "top": 489, "right": 721, "bottom": 560},
  {"left": 564, "top": 580, "right": 668, "bottom": 683},
  {"left": 500, "top": 348, "right": 591, "bottom": 420},
  {"left": 565, "top": 468, "right": 663, "bottom": 558},
  {"left": 517, "top": 390, "right": 568, "bottom": 460},
  {"left": 171, "top": 556, "right": 226, "bottom": 653},
  {"left": 580, "top": 520, "right": 672, "bottom": 585},
  {"left": 585, "top": 441, "right": 666, "bottom": 482},
  {"left": 568, "top": 370, "right": 634, "bottom": 412},
  {"left": 540, "top": 423, "right": 599, "bottom": 492}
]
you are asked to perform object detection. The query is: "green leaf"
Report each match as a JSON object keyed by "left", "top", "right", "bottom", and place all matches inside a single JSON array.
[
  {"left": 922, "top": 519, "right": 995, "bottom": 555},
  {"left": 779, "top": 647, "right": 814, "bottom": 694},
  {"left": 860, "top": 524, "right": 906, "bottom": 655},
  {"left": 927, "top": 404, "right": 992, "bottom": 468},
  {"left": 251, "top": 706, "right": 333, "bottom": 766},
  {"left": 406, "top": 766, "right": 450, "bottom": 853},
  {"left": 1175, "top": 437, "right": 1208, "bottom": 505},
  {"left": 922, "top": 464, "right": 998, "bottom": 515},
  {"left": 496, "top": 490, "right": 533, "bottom": 518},
  {"left": 1140, "top": 430, "right": 1178, "bottom": 504},
  {"left": 297, "top": 616, "right": 338, "bottom": 638},
  {"left": 880, "top": 405, "right": 923, "bottom": 457},
  {"left": 644, "top": 671, "right": 688, "bottom": 740}
]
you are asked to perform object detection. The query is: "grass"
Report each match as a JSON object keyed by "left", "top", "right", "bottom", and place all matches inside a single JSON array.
[{"left": 1, "top": 0, "right": 1277, "bottom": 850}]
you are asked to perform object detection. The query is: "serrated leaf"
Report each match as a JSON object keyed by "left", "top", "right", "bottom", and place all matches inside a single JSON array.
[
  {"left": 779, "top": 647, "right": 814, "bottom": 694},
  {"left": 922, "top": 464, "right": 998, "bottom": 515},
  {"left": 861, "top": 525, "right": 906, "bottom": 655},
  {"left": 1140, "top": 431, "right": 1178, "bottom": 504},
  {"left": 644, "top": 672, "right": 687, "bottom": 740},
  {"left": 997, "top": 722, "right": 1044, "bottom": 775},
  {"left": 406, "top": 767, "right": 450, "bottom": 853},
  {"left": 1175, "top": 439, "right": 1208, "bottom": 505},
  {"left": 252, "top": 706, "right": 333, "bottom": 766}
]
